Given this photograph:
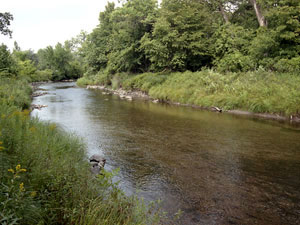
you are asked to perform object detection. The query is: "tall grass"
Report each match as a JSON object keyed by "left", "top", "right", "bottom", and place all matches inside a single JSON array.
[
  {"left": 0, "top": 78, "right": 163, "bottom": 224},
  {"left": 79, "top": 70, "right": 299, "bottom": 115},
  {"left": 82, "top": 70, "right": 300, "bottom": 115},
  {"left": 148, "top": 70, "right": 300, "bottom": 115}
]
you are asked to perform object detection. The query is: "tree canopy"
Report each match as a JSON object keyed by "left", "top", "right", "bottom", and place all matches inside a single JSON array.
[{"left": 78, "top": 0, "right": 300, "bottom": 75}]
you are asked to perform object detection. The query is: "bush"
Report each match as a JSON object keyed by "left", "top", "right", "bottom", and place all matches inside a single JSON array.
[
  {"left": 121, "top": 72, "right": 168, "bottom": 92},
  {"left": 0, "top": 78, "right": 32, "bottom": 109},
  {"left": 76, "top": 76, "right": 95, "bottom": 87},
  {"left": 274, "top": 57, "right": 300, "bottom": 73}
]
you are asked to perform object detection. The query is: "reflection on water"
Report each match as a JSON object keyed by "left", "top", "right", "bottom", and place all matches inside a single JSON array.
[{"left": 32, "top": 82, "right": 300, "bottom": 225}]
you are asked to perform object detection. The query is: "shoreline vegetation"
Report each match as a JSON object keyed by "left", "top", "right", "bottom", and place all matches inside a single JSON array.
[
  {"left": 0, "top": 77, "right": 164, "bottom": 224},
  {"left": 77, "top": 70, "right": 300, "bottom": 123}
]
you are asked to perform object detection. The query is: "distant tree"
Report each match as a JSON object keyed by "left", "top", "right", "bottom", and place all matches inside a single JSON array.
[
  {"left": 37, "top": 43, "right": 82, "bottom": 81},
  {"left": 0, "top": 12, "right": 13, "bottom": 37},
  {"left": 0, "top": 44, "right": 17, "bottom": 76}
]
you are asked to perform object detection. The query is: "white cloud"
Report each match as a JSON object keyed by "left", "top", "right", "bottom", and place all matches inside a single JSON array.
[{"left": 0, "top": 0, "right": 120, "bottom": 51}]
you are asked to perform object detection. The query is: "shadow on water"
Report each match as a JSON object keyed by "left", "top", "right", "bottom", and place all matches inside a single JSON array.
[{"left": 32, "top": 82, "right": 300, "bottom": 225}]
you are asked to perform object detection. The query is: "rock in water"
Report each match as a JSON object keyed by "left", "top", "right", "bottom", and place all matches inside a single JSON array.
[{"left": 89, "top": 154, "right": 106, "bottom": 174}]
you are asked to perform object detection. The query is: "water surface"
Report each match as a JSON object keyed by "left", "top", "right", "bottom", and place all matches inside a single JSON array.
[{"left": 32, "top": 82, "right": 300, "bottom": 225}]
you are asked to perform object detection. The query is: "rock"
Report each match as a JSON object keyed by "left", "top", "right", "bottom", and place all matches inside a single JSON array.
[
  {"left": 90, "top": 161, "right": 99, "bottom": 167},
  {"left": 90, "top": 164, "right": 101, "bottom": 174},
  {"left": 125, "top": 96, "right": 133, "bottom": 101},
  {"left": 86, "top": 85, "right": 106, "bottom": 90},
  {"left": 152, "top": 99, "right": 159, "bottom": 103},
  {"left": 31, "top": 104, "right": 48, "bottom": 110},
  {"left": 211, "top": 106, "right": 222, "bottom": 113},
  {"left": 90, "top": 154, "right": 106, "bottom": 164},
  {"left": 31, "top": 92, "right": 48, "bottom": 98},
  {"left": 89, "top": 154, "right": 106, "bottom": 174}
]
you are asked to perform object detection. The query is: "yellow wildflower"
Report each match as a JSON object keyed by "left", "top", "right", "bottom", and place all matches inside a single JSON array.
[
  {"left": 8, "top": 169, "right": 14, "bottom": 173},
  {"left": 16, "top": 164, "right": 21, "bottom": 171},
  {"left": 19, "top": 182, "right": 25, "bottom": 192},
  {"left": 15, "top": 164, "right": 26, "bottom": 173},
  {"left": 0, "top": 146, "right": 4, "bottom": 151}
]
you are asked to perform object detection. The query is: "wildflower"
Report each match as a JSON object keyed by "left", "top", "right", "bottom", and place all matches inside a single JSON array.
[
  {"left": 8, "top": 169, "right": 14, "bottom": 173},
  {"left": 19, "top": 182, "right": 25, "bottom": 192},
  {"left": 0, "top": 146, "right": 4, "bottom": 151},
  {"left": 16, "top": 164, "right": 21, "bottom": 171},
  {"left": 16, "top": 164, "right": 26, "bottom": 172},
  {"left": 8, "top": 165, "right": 26, "bottom": 177}
]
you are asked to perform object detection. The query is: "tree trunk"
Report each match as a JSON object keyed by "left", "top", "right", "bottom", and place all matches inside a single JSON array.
[
  {"left": 219, "top": 5, "right": 229, "bottom": 23},
  {"left": 250, "top": 0, "right": 267, "bottom": 27}
]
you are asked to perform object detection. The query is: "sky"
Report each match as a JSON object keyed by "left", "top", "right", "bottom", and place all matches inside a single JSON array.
[{"left": 0, "top": 0, "right": 121, "bottom": 52}]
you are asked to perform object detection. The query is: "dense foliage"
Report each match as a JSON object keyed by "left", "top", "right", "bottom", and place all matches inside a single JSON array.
[
  {"left": 0, "top": 42, "right": 82, "bottom": 82},
  {"left": 79, "top": 0, "right": 300, "bottom": 74}
]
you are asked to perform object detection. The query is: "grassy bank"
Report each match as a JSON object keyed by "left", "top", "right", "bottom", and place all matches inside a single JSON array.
[
  {"left": 0, "top": 77, "right": 162, "bottom": 224},
  {"left": 78, "top": 70, "right": 300, "bottom": 116}
]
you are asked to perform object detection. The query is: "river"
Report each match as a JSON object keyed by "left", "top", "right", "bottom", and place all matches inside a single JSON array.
[{"left": 31, "top": 82, "right": 300, "bottom": 225}]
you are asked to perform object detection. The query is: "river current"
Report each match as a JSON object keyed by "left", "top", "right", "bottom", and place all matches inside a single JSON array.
[{"left": 32, "top": 82, "right": 300, "bottom": 225}]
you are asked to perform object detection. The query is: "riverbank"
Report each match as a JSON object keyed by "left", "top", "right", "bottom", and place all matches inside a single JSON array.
[
  {"left": 78, "top": 70, "right": 300, "bottom": 123},
  {"left": 0, "top": 77, "right": 162, "bottom": 224}
]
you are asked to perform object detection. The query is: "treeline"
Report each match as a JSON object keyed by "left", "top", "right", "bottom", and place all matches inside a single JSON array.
[
  {"left": 79, "top": 0, "right": 299, "bottom": 76},
  {"left": 2, "top": 0, "right": 299, "bottom": 81},
  {"left": 0, "top": 41, "right": 82, "bottom": 81}
]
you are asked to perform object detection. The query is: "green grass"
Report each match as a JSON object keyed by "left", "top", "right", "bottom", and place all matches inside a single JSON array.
[
  {"left": 78, "top": 70, "right": 300, "bottom": 115},
  {"left": 148, "top": 70, "right": 300, "bottom": 115},
  {"left": 0, "top": 78, "right": 163, "bottom": 224}
]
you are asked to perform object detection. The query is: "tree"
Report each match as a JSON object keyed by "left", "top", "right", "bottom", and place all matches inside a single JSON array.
[
  {"left": 0, "top": 44, "right": 17, "bottom": 76},
  {"left": 0, "top": 12, "right": 13, "bottom": 37},
  {"left": 106, "top": 0, "right": 157, "bottom": 73},
  {"left": 81, "top": 2, "right": 116, "bottom": 73},
  {"left": 37, "top": 43, "right": 82, "bottom": 81},
  {"left": 141, "top": 0, "right": 216, "bottom": 71}
]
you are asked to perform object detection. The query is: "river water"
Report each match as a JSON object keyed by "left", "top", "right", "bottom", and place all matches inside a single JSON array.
[{"left": 32, "top": 82, "right": 300, "bottom": 225}]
